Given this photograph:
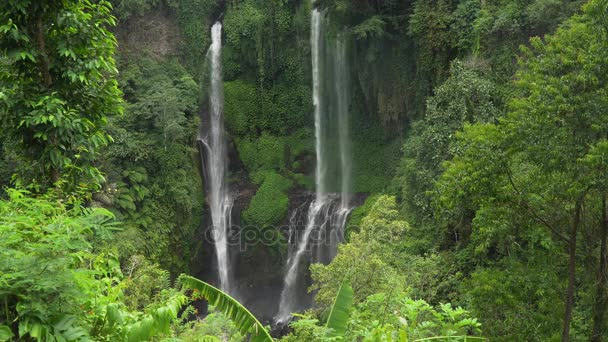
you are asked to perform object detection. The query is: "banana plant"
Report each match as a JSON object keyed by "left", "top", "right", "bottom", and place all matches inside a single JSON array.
[
  {"left": 325, "top": 281, "right": 354, "bottom": 339},
  {"left": 179, "top": 275, "right": 273, "bottom": 342}
]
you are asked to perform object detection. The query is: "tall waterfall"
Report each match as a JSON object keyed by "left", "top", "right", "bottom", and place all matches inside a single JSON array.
[
  {"left": 276, "top": 9, "right": 352, "bottom": 323},
  {"left": 198, "top": 22, "right": 233, "bottom": 293}
]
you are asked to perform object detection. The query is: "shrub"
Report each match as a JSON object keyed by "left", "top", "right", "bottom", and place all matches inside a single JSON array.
[{"left": 242, "top": 172, "right": 292, "bottom": 227}]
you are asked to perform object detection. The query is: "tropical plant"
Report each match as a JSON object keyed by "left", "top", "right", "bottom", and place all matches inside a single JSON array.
[
  {"left": 325, "top": 281, "right": 354, "bottom": 339},
  {"left": 311, "top": 196, "right": 409, "bottom": 307},
  {"left": 179, "top": 275, "right": 274, "bottom": 342},
  {"left": 0, "top": 188, "right": 188, "bottom": 341},
  {"left": 436, "top": 1, "right": 608, "bottom": 339},
  {"left": 0, "top": 0, "right": 123, "bottom": 194}
]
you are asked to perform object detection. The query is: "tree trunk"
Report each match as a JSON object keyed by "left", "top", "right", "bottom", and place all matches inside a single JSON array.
[
  {"left": 562, "top": 197, "right": 583, "bottom": 342},
  {"left": 37, "top": 15, "right": 59, "bottom": 185},
  {"left": 591, "top": 194, "right": 608, "bottom": 342},
  {"left": 36, "top": 16, "right": 52, "bottom": 88}
]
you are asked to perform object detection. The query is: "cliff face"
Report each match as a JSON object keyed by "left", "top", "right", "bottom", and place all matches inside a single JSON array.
[
  {"left": 115, "top": 7, "right": 182, "bottom": 59},
  {"left": 113, "top": 1, "right": 392, "bottom": 321}
]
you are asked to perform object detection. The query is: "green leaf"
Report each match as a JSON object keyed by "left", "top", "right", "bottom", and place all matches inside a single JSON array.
[
  {"left": 325, "top": 280, "right": 354, "bottom": 339},
  {"left": 0, "top": 325, "right": 14, "bottom": 342},
  {"left": 179, "top": 275, "right": 273, "bottom": 342}
]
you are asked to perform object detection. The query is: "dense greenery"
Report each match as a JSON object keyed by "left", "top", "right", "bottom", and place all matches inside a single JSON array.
[
  {"left": 2, "top": 0, "right": 608, "bottom": 341},
  {"left": 0, "top": 0, "right": 122, "bottom": 195},
  {"left": 101, "top": 57, "right": 202, "bottom": 273}
]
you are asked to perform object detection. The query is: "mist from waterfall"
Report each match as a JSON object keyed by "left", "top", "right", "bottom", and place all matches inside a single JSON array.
[
  {"left": 198, "top": 22, "right": 233, "bottom": 293},
  {"left": 276, "top": 9, "right": 352, "bottom": 323}
]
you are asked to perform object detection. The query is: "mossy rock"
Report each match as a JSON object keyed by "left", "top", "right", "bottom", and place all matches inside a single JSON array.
[{"left": 242, "top": 171, "right": 292, "bottom": 227}]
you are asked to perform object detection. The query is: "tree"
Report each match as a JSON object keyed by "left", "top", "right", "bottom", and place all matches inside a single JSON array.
[
  {"left": 436, "top": 1, "right": 608, "bottom": 339},
  {"left": 397, "top": 59, "right": 501, "bottom": 248},
  {"left": 310, "top": 195, "right": 409, "bottom": 307},
  {"left": 0, "top": 0, "right": 122, "bottom": 194}
]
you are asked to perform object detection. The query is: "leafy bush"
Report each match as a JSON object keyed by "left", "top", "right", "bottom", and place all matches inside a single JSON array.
[
  {"left": 224, "top": 80, "right": 312, "bottom": 137},
  {"left": 242, "top": 171, "right": 292, "bottom": 227},
  {"left": 0, "top": 189, "right": 114, "bottom": 340},
  {"left": 224, "top": 80, "right": 259, "bottom": 136},
  {"left": 344, "top": 193, "right": 381, "bottom": 238},
  {"left": 103, "top": 57, "right": 202, "bottom": 273},
  {"left": 0, "top": 189, "right": 186, "bottom": 341},
  {"left": 346, "top": 292, "right": 482, "bottom": 341},
  {"left": 237, "top": 134, "right": 287, "bottom": 179},
  {"left": 311, "top": 196, "right": 409, "bottom": 307},
  {"left": 177, "top": 308, "right": 244, "bottom": 342}
]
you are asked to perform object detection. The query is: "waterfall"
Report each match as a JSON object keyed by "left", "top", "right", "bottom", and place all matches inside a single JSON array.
[
  {"left": 275, "top": 9, "right": 352, "bottom": 323},
  {"left": 198, "top": 22, "right": 233, "bottom": 293},
  {"left": 335, "top": 36, "right": 351, "bottom": 210}
]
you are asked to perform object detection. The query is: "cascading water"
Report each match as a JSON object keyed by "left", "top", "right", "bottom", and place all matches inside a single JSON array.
[
  {"left": 197, "top": 22, "right": 233, "bottom": 293},
  {"left": 275, "top": 9, "right": 353, "bottom": 323},
  {"left": 335, "top": 36, "right": 351, "bottom": 209}
]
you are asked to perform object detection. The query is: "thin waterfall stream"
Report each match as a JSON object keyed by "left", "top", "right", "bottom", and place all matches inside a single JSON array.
[
  {"left": 197, "top": 21, "right": 233, "bottom": 293},
  {"left": 275, "top": 9, "right": 353, "bottom": 323}
]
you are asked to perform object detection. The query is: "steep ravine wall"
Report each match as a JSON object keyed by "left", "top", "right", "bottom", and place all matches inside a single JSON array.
[{"left": 114, "top": 2, "right": 400, "bottom": 323}]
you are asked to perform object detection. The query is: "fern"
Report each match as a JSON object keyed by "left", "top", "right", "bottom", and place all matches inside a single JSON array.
[
  {"left": 125, "top": 293, "right": 187, "bottom": 342},
  {"left": 179, "top": 275, "right": 273, "bottom": 342}
]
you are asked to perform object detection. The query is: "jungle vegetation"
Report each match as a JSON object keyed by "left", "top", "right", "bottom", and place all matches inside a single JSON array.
[{"left": 1, "top": 0, "right": 607, "bottom": 341}]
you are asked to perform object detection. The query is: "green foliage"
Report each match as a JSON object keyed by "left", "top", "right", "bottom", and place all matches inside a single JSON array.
[
  {"left": 460, "top": 257, "right": 563, "bottom": 340},
  {"left": 0, "top": 189, "right": 113, "bottom": 340},
  {"left": 238, "top": 134, "right": 288, "bottom": 178},
  {"left": 224, "top": 80, "right": 259, "bottom": 136},
  {"left": 112, "top": 0, "right": 175, "bottom": 20},
  {"left": 223, "top": 0, "right": 307, "bottom": 86},
  {"left": 311, "top": 196, "right": 409, "bottom": 307},
  {"left": 408, "top": 0, "right": 455, "bottom": 88},
  {"left": 279, "top": 315, "right": 332, "bottom": 342},
  {"left": 325, "top": 281, "right": 354, "bottom": 339},
  {"left": 432, "top": 2, "right": 608, "bottom": 339},
  {"left": 344, "top": 194, "right": 380, "bottom": 237},
  {"left": 121, "top": 255, "right": 172, "bottom": 311},
  {"left": 224, "top": 80, "right": 312, "bottom": 136},
  {"left": 223, "top": 1, "right": 266, "bottom": 69},
  {"left": 281, "top": 290, "right": 482, "bottom": 341},
  {"left": 176, "top": 307, "right": 244, "bottom": 342},
  {"left": 243, "top": 171, "right": 292, "bottom": 227},
  {"left": 175, "top": 0, "right": 218, "bottom": 74},
  {"left": 347, "top": 292, "right": 481, "bottom": 341},
  {"left": 0, "top": 189, "right": 187, "bottom": 341},
  {"left": 0, "top": 0, "right": 123, "bottom": 194},
  {"left": 352, "top": 16, "right": 387, "bottom": 40},
  {"left": 397, "top": 59, "right": 501, "bottom": 243},
  {"left": 351, "top": 124, "right": 402, "bottom": 193},
  {"left": 102, "top": 57, "right": 202, "bottom": 273},
  {"left": 102, "top": 292, "right": 187, "bottom": 342},
  {"left": 179, "top": 275, "right": 273, "bottom": 342}
]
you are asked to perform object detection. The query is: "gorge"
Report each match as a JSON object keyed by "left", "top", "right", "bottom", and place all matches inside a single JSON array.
[
  {"left": 2, "top": 0, "right": 605, "bottom": 340},
  {"left": 197, "top": 8, "right": 356, "bottom": 323}
]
